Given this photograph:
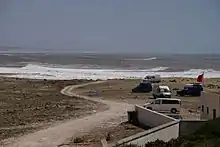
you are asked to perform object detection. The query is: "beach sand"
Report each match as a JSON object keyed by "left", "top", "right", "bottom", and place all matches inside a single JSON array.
[
  {"left": 0, "top": 77, "right": 106, "bottom": 140},
  {"left": 74, "top": 78, "right": 220, "bottom": 108}
]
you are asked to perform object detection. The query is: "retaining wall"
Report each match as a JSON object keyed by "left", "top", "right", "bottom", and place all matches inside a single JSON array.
[
  {"left": 110, "top": 105, "right": 179, "bottom": 147},
  {"left": 179, "top": 120, "right": 207, "bottom": 136},
  {"left": 200, "top": 91, "right": 220, "bottom": 120},
  {"left": 110, "top": 105, "right": 208, "bottom": 147},
  {"left": 111, "top": 121, "right": 179, "bottom": 147},
  {"left": 135, "top": 105, "right": 176, "bottom": 127}
]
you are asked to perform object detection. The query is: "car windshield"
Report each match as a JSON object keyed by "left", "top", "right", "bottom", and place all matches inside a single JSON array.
[
  {"left": 161, "top": 88, "right": 170, "bottom": 92},
  {"left": 184, "top": 86, "right": 192, "bottom": 89}
]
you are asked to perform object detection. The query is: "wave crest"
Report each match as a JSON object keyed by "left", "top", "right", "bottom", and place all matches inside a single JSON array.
[{"left": 123, "top": 57, "right": 157, "bottom": 61}]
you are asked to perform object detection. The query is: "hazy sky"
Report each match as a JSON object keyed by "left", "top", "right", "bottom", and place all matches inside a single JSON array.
[{"left": 0, "top": 0, "right": 220, "bottom": 53}]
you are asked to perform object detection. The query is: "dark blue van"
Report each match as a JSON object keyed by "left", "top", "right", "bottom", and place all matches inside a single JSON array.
[{"left": 176, "top": 83, "right": 203, "bottom": 96}]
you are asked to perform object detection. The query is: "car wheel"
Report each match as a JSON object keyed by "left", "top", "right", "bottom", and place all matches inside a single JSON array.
[{"left": 171, "top": 108, "right": 177, "bottom": 113}]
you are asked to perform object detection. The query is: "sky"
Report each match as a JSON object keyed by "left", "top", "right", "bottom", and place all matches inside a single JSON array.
[{"left": 0, "top": 0, "right": 220, "bottom": 54}]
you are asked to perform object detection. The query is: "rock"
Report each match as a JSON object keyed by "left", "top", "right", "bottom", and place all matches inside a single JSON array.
[{"left": 73, "top": 137, "right": 84, "bottom": 143}]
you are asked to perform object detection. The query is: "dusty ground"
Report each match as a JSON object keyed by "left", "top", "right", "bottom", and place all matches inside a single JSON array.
[
  {"left": 62, "top": 122, "right": 146, "bottom": 147},
  {"left": 0, "top": 77, "right": 106, "bottom": 140},
  {"left": 60, "top": 78, "right": 220, "bottom": 147},
  {"left": 74, "top": 78, "right": 220, "bottom": 119},
  {"left": 1, "top": 81, "right": 133, "bottom": 147}
]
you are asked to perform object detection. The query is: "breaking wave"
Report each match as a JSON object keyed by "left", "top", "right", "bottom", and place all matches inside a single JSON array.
[
  {"left": 0, "top": 64, "right": 219, "bottom": 80},
  {"left": 123, "top": 57, "right": 157, "bottom": 61}
]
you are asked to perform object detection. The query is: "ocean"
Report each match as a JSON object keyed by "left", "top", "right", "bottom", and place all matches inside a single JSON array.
[{"left": 0, "top": 53, "right": 219, "bottom": 80}]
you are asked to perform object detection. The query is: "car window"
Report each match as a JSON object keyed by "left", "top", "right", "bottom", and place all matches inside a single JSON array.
[
  {"left": 161, "top": 88, "right": 170, "bottom": 92},
  {"left": 172, "top": 100, "right": 180, "bottom": 104},
  {"left": 193, "top": 85, "right": 203, "bottom": 89},
  {"left": 188, "top": 87, "right": 194, "bottom": 90},
  {"left": 162, "top": 100, "right": 180, "bottom": 104},
  {"left": 184, "top": 86, "right": 192, "bottom": 89}
]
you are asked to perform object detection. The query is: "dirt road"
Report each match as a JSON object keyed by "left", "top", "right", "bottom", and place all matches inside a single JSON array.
[{"left": 1, "top": 81, "right": 133, "bottom": 147}]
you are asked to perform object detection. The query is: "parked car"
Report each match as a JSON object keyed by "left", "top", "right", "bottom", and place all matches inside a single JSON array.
[
  {"left": 152, "top": 85, "right": 171, "bottom": 98},
  {"left": 142, "top": 75, "right": 161, "bottom": 83},
  {"left": 176, "top": 83, "right": 203, "bottom": 97},
  {"left": 132, "top": 82, "right": 152, "bottom": 93},
  {"left": 144, "top": 98, "right": 181, "bottom": 114}
]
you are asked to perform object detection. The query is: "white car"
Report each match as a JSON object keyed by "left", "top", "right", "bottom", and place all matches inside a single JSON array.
[
  {"left": 142, "top": 75, "right": 161, "bottom": 83},
  {"left": 144, "top": 98, "right": 181, "bottom": 114},
  {"left": 152, "top": 85, "right": 171, "bottom": 98}
]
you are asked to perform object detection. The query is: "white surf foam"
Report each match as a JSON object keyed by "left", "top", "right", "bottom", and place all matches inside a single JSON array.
[
  {"left": 0, "top": 64, "right": 219, "bottom": 80},
  {"left": 123, "top": 57, "right": 157, "bottom": 61}
]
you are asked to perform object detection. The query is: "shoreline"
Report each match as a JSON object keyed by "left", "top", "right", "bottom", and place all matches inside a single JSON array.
[{"left": 1, "top": 74, "right": 220, "bottom": 80}]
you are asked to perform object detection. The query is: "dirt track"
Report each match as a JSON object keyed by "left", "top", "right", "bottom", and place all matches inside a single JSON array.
[{"left": 1, "top": 81, "right": 133, "bottom": 147}]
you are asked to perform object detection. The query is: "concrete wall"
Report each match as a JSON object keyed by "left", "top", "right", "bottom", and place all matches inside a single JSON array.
[
  {"left": 110, "top": 105, "right": 209, "bottom": 147},
  {"left": 110, "top": 105, "right": 179, "bottom": 147},
  {"left": 135, "top": 105, "right": 176, "bottom": 127},
  {"left": 200, "top": 92, "right": 220, "bottom": 120},
  {"left": 111, "top": 121, "right": 179, "bottom": 147},
  {"left": 179, "top": 120, "right": 207, "bottom": 136}
]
